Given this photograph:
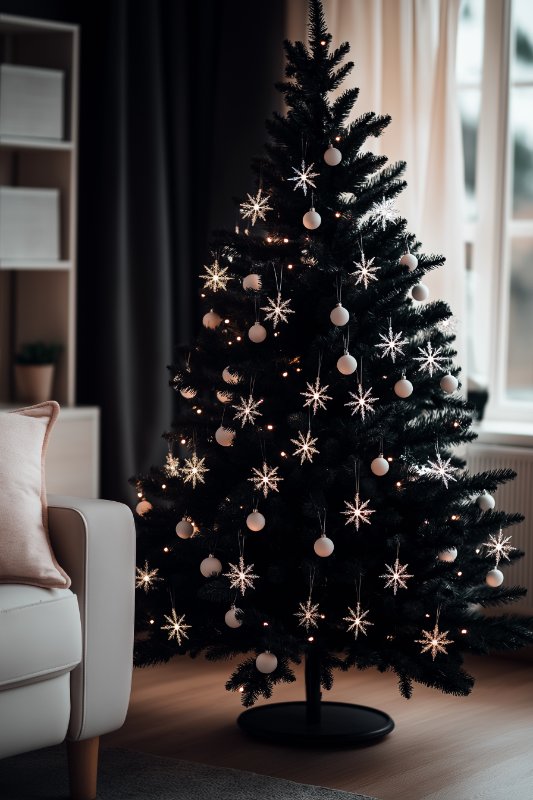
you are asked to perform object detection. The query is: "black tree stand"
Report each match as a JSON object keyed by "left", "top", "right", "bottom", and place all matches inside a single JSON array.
[{"left": 237, "top": 650, "right": 394, "bottom": 746}]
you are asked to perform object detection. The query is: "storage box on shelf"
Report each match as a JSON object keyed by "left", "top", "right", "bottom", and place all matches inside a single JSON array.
[{"left": 0, "top": 63, "right": 64, "bottom": 140}]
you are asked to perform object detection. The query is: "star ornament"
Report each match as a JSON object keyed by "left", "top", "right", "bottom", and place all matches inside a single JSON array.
[
  {"left": 161, "top": 609, "right": 191, "bottom": 645},
  {"left": 344, "top": 602, "right": 373, "bottom": 639},
  {"left": 416, "top": 622, "right": 453, "bottom": 660},
  {"left": 261, "top": 292, "right": 295, "bottom": 328},
  {"left": 380, "top": 558, "right": 414, "bottom": 595},
  {"left": 414, "top": 342, "right": 446, "bottom": 377},
  {"left": 224, "top": 556, "right": 259, "bottom": 596},
  {"left": 181, "top": 452, "right": 209, "bottom": 489},
  {"left": 291, "top": 430, "right": 319, "bottom": 464},
  {"left": 483, "top": 529, "right": 515, "bottom": 566},
  {"left": 350, "top": 253, "right": 380, "bottom": 289},
  {"left": 135, "top": 561, "right": 161, "bottom": 593},
  {"left": 342, "top": 492, "right": 375, "bottom": 531},
  {"left": 376, "top": 325, "right": 408, "bottom": 363},
  {"left": 367, "top": 197, "right": 401, "bottom": 230},
  {"left": 200, "top": 258, "right": 231, "bottom": 292},
  {"left": 249, "top": 462, "right": 283, "bottom": 498},
  {"left": 240, "top": 188, "right": 273, "bottom": 226},
  {"left": 164, "top": 453, "right": 181, "bottom": 478},
  {"left": 288, "top": 159, "right": 319, "bottom": 197},
  {"left": 301, "top": 377, "right": 332, "bottom": 414},
  {"left": 345, "top": 384, "right": 378, "bottom": 421},
  {"left": 295, "top": 598, "right": 321, "bottom": 630},
  {"left": 232, "top": 394, "right": 263, "bottom": 427},
  {"left": 426, "top": 452, "right": 458, "bottom": 489}
]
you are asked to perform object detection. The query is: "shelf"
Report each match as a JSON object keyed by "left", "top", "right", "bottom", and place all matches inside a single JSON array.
[
  {"left": 0, "top": 259, "right": 71, "bottom": 270},
  {"left": 0, "top": 136, "right": 74, "bottom": 151}
]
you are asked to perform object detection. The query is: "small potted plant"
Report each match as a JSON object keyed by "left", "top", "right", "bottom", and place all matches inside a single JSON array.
[{"left": 14, "top": 341, "right": 62, "bottom": 404}]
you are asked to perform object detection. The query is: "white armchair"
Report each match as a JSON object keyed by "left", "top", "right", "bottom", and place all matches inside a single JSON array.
[{"left": 0, "top": 496, "right": 135, "bottom": 800}]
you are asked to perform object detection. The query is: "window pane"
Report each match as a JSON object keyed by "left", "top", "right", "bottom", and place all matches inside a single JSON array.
[
  {"left": 512, "top": 0, "right": 533, "bottom": 82},
  {"left": 510, "top": 87, "right": 533, "bottom": 219},
  {"left": 456, "top": 0, "right": 485, "bottom": 84},
  {"left": 506, "top": 238, "right": 533, "bottom": 400},
  {"left": 458, "top": 88, "right": 481, "bottom": 221}
]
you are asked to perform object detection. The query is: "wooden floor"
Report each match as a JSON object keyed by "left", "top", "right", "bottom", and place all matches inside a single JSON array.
[{"left": 104, "top": 654, "right": 533, "bottom": 800}]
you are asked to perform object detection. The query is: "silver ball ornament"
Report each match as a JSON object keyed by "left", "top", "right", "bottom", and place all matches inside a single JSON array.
[
  {"left": 337, "top": 353, "right": 357, "bottom": 375},
  {"left": 180, "top": 386, "right": 197, "bottom": 399},
  {"left": 411, "top": 283, "right": 429, "bottom": 301},
  {"left": 200, "top": 555, "right": 222, "bottom": 577},
  {"left": 400, "top": 252, "right": 418, "bottom": 270},
  {"left": 486, "top": 568, "right": 504, "bottom": 588},
  {"left": 394, "top": 378, "right": 413, "bottom": 398},
  {"left": 248, "top": 322, "right": 267, "bottom": 343},
  {"left": 224, "top": 607, "right": 242, "bottom": 629},
  {"left": 330, "top": 303, "right": 349, "bottom": 326},
  {"left": 303, "top": 207, "right": 321, "bottom": 230},
  {"left": 477, "top": 492, "right": 496, "bottom": 512},
  {"left": 202, "top": 309, "right": 222, "bottom": 329},
  {"left": 215, "top": 426, "right": 235, "bottom": 447},
  {"left": 438, "top": 547, "right": 458, "bottom": 563},
  {"left": 371, "top": 456, "right": 389, "bottom": 476},
  {"left": 323, "top": 144, "right": 342, "bottom": 166},
  {"left": 222, "top": 367, "right": 241, "bottom": 385},
  {"left": 216, "top": 390, "right": 233, "bottom": 404},
  {"left": 135, "top": 500, "right": 152, "bottom": 516},
  {"left": 176, "top": 518, "right": 194, "bottom": 539},
  {"left": 314, "top": 535, "right": 334, "bottom": 557},
  {"left": 440, "top": 373, "right": 459, "bottom": 394},
  {"left": 255, "top": 651, "right": 278, "bottom": 674},
  {"left": 243, "top": 273, "right": 262, "bottom": 291},
  {"left": 246, "top": 511, "right": 266, "bottom": 531}
]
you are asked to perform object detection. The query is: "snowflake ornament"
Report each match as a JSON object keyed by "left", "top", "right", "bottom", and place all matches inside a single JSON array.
[
  {"left": 301, "top": 377, "right": 332, "bottom": 414},
  {"left": 376, "top": 324, "right": 408, "bottom": 363},
  {"left": 135, "top": 561, "right": 161, "bottom": 593},
  {"left": 414, "top": 342, "right": 446, "bottom": 377},
  {"left": 342, "top": 493, "right": 376, "bottom": 531},
  {"left": 248, "top": 462, "right": 283, "bottom": 498},
  {"left": 261, "top": 292, "right": 295, "bottom": 328},
  {"left": 416, "top": 621, "right": 453, "bottom": 660},
  {"left": 181, "top": 452, "right": 209, "bottom": 489},
  {"left": 350, "top": 253, "right": 380, "bottom": 289},
  {"left": 345, "top": 384, "right": 378, "bottom": 421},
  {"left": 232, "top": 394, "right": 263, "bottom": 427},
  {"left": 161, "top": 609, "right": 191, "bottom": 644},
  {"left": 367, "top": 197, "right": 402, "bottom": 230},
  {"left": 224, "top": 556, "right": 259, "bottom": 596},
  {"left": 294, "top": 597, "right": 321, "bottom": 630},
  {"left": 164, "top": 453, "right": 181, "bottom": 478},
  {"left": 240, "top": 188, "right": 273, "bottom": 226},
  {"left": 426, "top": 452, "right": 458, "bottom": 489},
  {"left": 482, "top": 529, "right": 515, "bottom": 566},
  {"left": 380, "top": 558, "right": 414, "bottom": 595},
  {"left": 290, "top": 430, "right": 319, "bottom": 464},
  {"left": 288, "top": 159, "right": 319, "bottom": 197},
  {"left": 343, "top": 602, "right": 373, "bottom": 639},
  {"left": 200, "top": 258, "right": 231, "bottom": 292}
]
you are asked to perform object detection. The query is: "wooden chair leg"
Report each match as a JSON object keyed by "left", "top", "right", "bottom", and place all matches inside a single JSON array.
[{"left": 67, "top": 736, "right": 100, "bottom": 800}]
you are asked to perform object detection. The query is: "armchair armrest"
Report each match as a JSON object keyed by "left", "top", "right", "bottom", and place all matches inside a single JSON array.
[{"left": 47, "top": 496, "right": 135, "bottom": 741}]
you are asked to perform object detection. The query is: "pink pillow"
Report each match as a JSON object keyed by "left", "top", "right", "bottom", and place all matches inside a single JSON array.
[{"left": 0, "top": 401, "right": 70, "bottom": 588}]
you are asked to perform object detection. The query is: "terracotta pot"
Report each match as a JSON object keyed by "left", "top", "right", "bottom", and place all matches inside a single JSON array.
[{"left": 15, "top": 364, "right": 55, "bottom": 404}]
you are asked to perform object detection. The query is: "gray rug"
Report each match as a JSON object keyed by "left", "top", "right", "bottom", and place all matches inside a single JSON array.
[{"left": 0, "top": 746, "right": 377, "bottom": 800}]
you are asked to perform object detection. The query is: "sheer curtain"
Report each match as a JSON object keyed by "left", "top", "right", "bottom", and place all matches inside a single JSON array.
[{"left": 286, "top": 0, "right": 467, "bottom": 376}]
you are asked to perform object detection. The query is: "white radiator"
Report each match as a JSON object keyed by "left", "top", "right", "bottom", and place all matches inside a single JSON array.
[{"left": 466, "top": 442, "right": 533, "bottom": 615}]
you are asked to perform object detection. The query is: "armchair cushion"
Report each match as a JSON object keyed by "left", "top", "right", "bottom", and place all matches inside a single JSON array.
[{"left": 0, "top": 402, "right": 70, "bottom": 589}]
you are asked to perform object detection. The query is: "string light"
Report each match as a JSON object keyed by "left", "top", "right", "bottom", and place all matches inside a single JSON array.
[
  {"left": 163, "top": 547, "right": 169, "bottom": 553},
  {"left": 137, "top": 491, "right": 143, "bottom": 498},
  {"left": 457, "top": 571, "right": 463, "bottom": 576},
  {"left": 263, "top": 621, "right": 269, "bottom": 627},
  {"left": 308, "top": 636, "right": 315, "bottom": 642},
  {"left": 335, "top": 135, "right": 341, "bottom": 141},
  {"left": 267, "top": 424, "right": 274, "bottom": 430},
  {"left": 282, "top": 371, "right": 288, "bottom": 377},
  {"left": 461, "top": 629, "right": 467, "bottom": 634},
  {"left": 181, "top": 438, "right": 186, "bottom": 445},
  {"left": 236, "top": 336, "right": 242, "bottom": 341},
  {"left": 239, "top": 686, "right": 244, "bottom": 693},
  {"left": 335, "top": 212, "right": 341, "bottom": 218},
  {"left": 224, "top": 318, "right": 230, "bottom": 324},
  {"left": 161, "top": 484, "right": 167, "bottom": 489}
]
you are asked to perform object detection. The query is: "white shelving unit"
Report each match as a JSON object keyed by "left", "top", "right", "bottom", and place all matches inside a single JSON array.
[{"left": 0, "top": 15, "right": 99, "bottom": 498}]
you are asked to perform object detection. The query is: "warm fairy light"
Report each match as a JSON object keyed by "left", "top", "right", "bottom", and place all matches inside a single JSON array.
[
  {"left": 425, "top": 613, "right": 431, "bottom": 618},
  {"left": 196, "top": 409, "right": 202, "bottom": 414},
  {"left": 296, "top": 367, "right": 302, "bottom": 372},
  {"left": 335, "top": 211, "right": 341, "bottom": 218},
  {"left": 320, "top": 614, "right": 325, "bottom": 619},
  {"left": 228, "top": 341, "right": 233, "bottom": 345},
  {"left": 457, "top": 571, "right": 463, "bottom": 576},
  {"left": 424, "top": 519, "right": 429, "bottom": 525},
  {"left": 283, "top": 237, "right": 289, "bottom": 243},
  {"left": 308, "top": 636, "right": 315, "bottom": 642},
  {"left": 274, "top": 331, "right": 279, "bottom": 337},
  {"left": 280, "top": 451, "right": 287, "bottom": 457},
  {"left": 451, "top": 515, "right": 458, "bottom": 521},
  {"left": 161, "top": 484, "right": 167, "bottom": 489},
  {"left": 224, "top": 318, "right": 230, "bottom": 324},
  {"left": 453, "top": 421, "right": 460, "bottom": 428},
  {"left": 335, "top": 135, "right": 341, "bottom": 141},
  {"left": 288, "top": 263, "right": 293, "bottom": 269},
  {"left": 396, "top": 481, "right": 402, "bottom": 488},
  {"left": 282, "top": 371, "right": 288, "bottom": 377},
  {"left": 387, "top": 457, "right": 393, "bottom": 462},
  {"left": 267, "top": 424, "right": 274, "bottom": 430},
  {"left": 163, "top": 547, "right": 169, "bottom": 553},
  {"left": 149, "top": 619, "right": 155, "bottom": 625},
  {"left": 461, "top": 629, "right": 467, "bottom": 634},
  {"left": 266, "top": 236, "right": 273, "bottom": 243},
  {"left": 475, "top": 548, "right": 480, "bottom": 554},
  {"left": 320, "top": 39, "right": 326, "bottom": 45},
  {"left": 137, "top": 491, "right": 143, "bottom": 498},
  {"left": 181, "top": 438, "right": 186, "bottom": 445},
  {"left": 263, "top": 621, "right": 269, "bottom": 627},
  {"left": 201, "top": 293, "right": 206, "bottom": 298},
  {"left": 239, "top": 686, "right": 244, "bottom": 693},
  {"left": 236, "top": 336, "right": 242, "bottom": 341}
]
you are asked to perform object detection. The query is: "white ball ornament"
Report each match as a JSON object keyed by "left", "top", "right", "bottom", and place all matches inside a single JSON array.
[
  {"left": 135, "top": 500, "right": 152, "bottom": 516},
  {"left": 255, "top": 651, "right": 278, "bottom": 674},
  {"left": 180, "top": 386, "right": 197, "bottom": 399},
  {"left": 477, "top": 492, "right": 496, "bottom": 512},
  {"left": 215, "top": 426, "right": 235, "bottom": 447},
  {"left": 411, "top": 283, "right": 429, "bottom": 302},
  {"left": 337, "top": 353, "right": 357, "bottom": 375},
  {"left": 216, "top": 390, "right": 233, "bottom": 404},
  {"left": 330, "top": 303, "right": 349, "bottom": 326},
  {"left": 303, "top": 207, "right": 321, "bottom": 230},
  {"left": 314, "top": 535, "right": 335, "bottom": 557},
  {"left": 438, "top": 547, "right": 458, "bottom": 563},
  {"left": 246, "top": 511, "right": 266, "bottom": 531},
  {"left": 222, "top": 367, "right": 241, "bottom": 385},
  {"left": 400, "top": 252, "right": 418, "bottom": 271},
  {"left": 248, "top": 322, "right": 267, "bottom": 343},
  {"left": 371, "top": 456, "right": 389, "bottom": 477},
  {"left": 323, "top": 144, "right": 342, "bottom": 166},
  {"left": 243, "top": 273, "right": 262, "bottom": 291},
  {"left": 440, "top": 373, "right": 459, "bottom": 394},
  {"left": 486, "top": 568, "right": 504, "bottom": 588},
  {"left": 200, "top": 555, "right": 222, "bottom": 578},
  {"left": 224, "top": 607, "right": 242, "bottom": 629},
  {"left": 176, "top": 518, "right": 194, "bottom": 539},
  {"left": 202, "top": 309, "right": 222, "bottom": 329},
  {"left": 394, "top": 378, "right": 413, "bottom": 398}
]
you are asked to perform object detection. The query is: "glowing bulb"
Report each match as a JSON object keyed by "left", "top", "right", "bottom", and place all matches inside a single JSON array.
[
  {"left": 163, "top": 547, "right": 169, "bottom": 553},
  {"left": 387, "top": 457, "right": 393, "bottom": 462},
  {"left": 288, "top": 264, "right": 293, "bottom": 269},
  {"left": 236, "top": 336, "right": 242, "bottom": 341},
  {"left": 137, "top": 491, "right": 143, "bottom": 498},
  {"left": 320, "top": 39, "right": 326, "bottom": 45},
  {"left": 280, "top": 451, "right": 287, "bottom": 457},
  {"left": 161, "top": 484, "right": 166, "bottom": 489},
  {"left": 266, "top": 236, "right": 273, "bottom": 243},
  {"left": 308, "top": 636, "right": 315, "bottom": 642},
  {"left": 196, "top": 409, "right": 202, "bottom": 414},
  {"left": 335, "top": 135, "right": 341, "bottom": 141},
  {"left": 224, "top": 318, "right": 230, "bottom": 324},
  {"left": 425, "top": 613, "right": 431, "bottom": 618},
  {"left": 283, "top": 237, "right": 289, "bottom": 243},
  {"left": 149, "top": 619, "right": 155, "bottom": 625},
  {"left": 181, "top": 438, "right": 186, "bottom": 445},
  {"left": 457, "top": 571, "right": 463, "bottom": 576},
  {"left": 263, "top": 621, "right": 269, "bottom": 627},
  {"left": 267, "top": 424, "right": 274, "bottom": 430},
  {"left": 282, "top": 371, "right": 288, "bottom": 377},
  {"left": 396, "top": 481, "right": 402, "bottom": 488},
  {"left": 461, "top": 629, "right": 467, "bottom": 634},
  {"left": 475, "top": 548, "right": 480, "bottom": 554},
  {"left": 239, "top": 686, "right": 244, "bottom": 693}
]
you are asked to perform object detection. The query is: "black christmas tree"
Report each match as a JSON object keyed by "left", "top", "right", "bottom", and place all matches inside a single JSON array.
[{"left": 132, "top": 0, "right": 533, "bottom": 745}]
